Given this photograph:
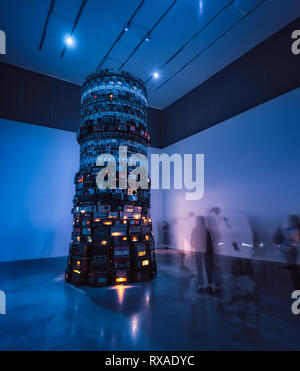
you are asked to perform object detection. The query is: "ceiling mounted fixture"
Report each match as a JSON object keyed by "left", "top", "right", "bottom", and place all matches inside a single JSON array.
[
  {"left": 64, "top": 35, "right": 75, "bottom": 47},
  {"left": 156, "top": 0, "right": 268, "bottom": 91},
  {"left": 60, "top": 0, "right": 88, "bottom": 58},
  {"left": 96, "top": 0, "right": 146, "bottom": 71},
  {"left": 119, "top": 0, "right": 178, "bottom": 70},
  {"left": 38, "top": 0, "right": 56, "bottom": 51},
  {"left": 145, "top": 0, "right": 235, "bottom": 85}
]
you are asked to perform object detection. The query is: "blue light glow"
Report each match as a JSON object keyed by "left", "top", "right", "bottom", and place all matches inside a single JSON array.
[
  {"left": 64, "top": 35, "right": 75, "bottom": 48},
  {"left": 199, "top": 0, "right": 204, "bottom": 15}
]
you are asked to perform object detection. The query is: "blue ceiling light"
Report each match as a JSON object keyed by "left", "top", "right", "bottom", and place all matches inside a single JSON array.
[
  {"left": 199, "top": 0, "right": 204, "bottom": 15},
  {"left": 124, "top": 25, "right": 129, "bottom": 32},
  {"left": 153, "top": 72, "right": 159, "bottom": 79},
  {"left": 64, "top": 35, "right": 75, "bottom": 48},
  {"left": 145, "top": 34, "right": 150, "bottom": 42}
]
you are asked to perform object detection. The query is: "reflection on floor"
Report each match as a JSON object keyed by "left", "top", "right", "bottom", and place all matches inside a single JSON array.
[{"left": 0, "top": 249, "right": 300, "bottom": 350}]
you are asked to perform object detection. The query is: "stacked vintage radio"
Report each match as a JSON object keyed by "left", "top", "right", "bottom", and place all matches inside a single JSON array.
[{"left": 65, "top": 69, "right": 157, "bottom": 286}]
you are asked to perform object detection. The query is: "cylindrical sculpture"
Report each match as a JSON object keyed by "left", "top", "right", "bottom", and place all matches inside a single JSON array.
[{"left": 65, "top": 69, "right": 157, "bottom": 286}]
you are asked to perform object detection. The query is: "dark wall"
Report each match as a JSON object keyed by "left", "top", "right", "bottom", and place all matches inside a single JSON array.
[
  {"left": 161, "top": 16, "right": 300, "bottom": 147},
  {"left": 0, "top": 62, "right": 163, "bottom": 148},
  {"left": 0, "top": 62, "right": 81, "bottom": 132},
  {"left": 147, "top": 105, "right": 162, "bottom": 147}
]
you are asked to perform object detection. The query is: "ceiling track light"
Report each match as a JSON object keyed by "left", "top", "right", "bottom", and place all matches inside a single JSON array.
[
  {"left": 59, "top": 0, "right": 87, "bottom": 58},
  {"left": 38, "top": 0, "right": 56, "bottom": 51},
  {"left": 155, "top": 0, "right": 267, "bottom": 91},
  {"left": 96, "top": 0, "right": 146, "bottom": 70},
  {"left": 232, "top": 2, "right": 247, "bottom": 15},
  {"left": 65, "top": 35, "right": 75, "bottom": 47},
  {"left": 119, "top": 0, "right": 177, "bottom": 70},
  {"left": 145, "top": 0, "right": 234, "bottom": 85}
]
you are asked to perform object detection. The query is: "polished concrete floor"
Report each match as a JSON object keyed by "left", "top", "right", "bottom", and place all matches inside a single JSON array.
[{"left": 0, "top": 249, "right": 300, "bottom": 350}]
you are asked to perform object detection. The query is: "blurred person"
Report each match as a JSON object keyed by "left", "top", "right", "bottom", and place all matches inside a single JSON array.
[
  {"left": 206, "top": 212, "right": 224, "bottom": 294},
  {"left": 272, "top": 226, "right": 285, "bottom": 258},
  {"left": 274, "top": 215, "right": 300, "bottom": 267},
  {"left": 161, "top": 221, "right": 170, "bottom": 249},
  {"left": 273, "top": 215, "right": 300, "bottom": 289},
  {"left": 191, "top": 216, "right": 223, "bottom": 294},
  {"left": 191, "top": 216, "right": 208, "bottom": 292},
  {"left": 283, "top": 215, "right": 300, "bottom": 266}
]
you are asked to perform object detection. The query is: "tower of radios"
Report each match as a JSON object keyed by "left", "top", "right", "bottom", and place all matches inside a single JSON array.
[{"left": 65, "top": 69, "right": 157, "bottom": 286}]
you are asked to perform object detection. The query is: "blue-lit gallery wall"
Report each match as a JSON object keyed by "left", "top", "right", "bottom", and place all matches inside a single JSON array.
[
  {"left": 0, "top": 119, "right": 78, "bottom": 262},
  {"left": 162, "top": 87, "right": 300, "bottom": 264},
  {"left": 0, "top": 118, "right": 163, "bottom": 262}
]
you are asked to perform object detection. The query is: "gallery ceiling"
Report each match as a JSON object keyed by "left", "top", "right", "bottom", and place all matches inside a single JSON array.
[{"left": 0, "top": 0, "right": 299, "bottom": 109}]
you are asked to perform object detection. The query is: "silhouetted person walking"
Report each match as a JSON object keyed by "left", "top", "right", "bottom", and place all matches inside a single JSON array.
[
  {"left": 277, "top": 215, "right": 300, "bottom": 289},
  {"left": 162, "top": 221, "right": 170, "bottom": 249},
  {"left": 191, "top": 216, "right": 219, "bottom": 293}
]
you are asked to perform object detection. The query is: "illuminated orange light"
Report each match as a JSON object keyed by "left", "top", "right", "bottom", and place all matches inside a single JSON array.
[
  {"left": 142, "top": 260, "right": 149, "bottom": 266},
  {"left": 122, "top": 237, "right": 127, "bottom": 241},
  {"left": 112, "top": 232, "right": 122, "bottom": 236},
  {"left": 101, "top": 241, "right": 107, "bottom": 245},
  {"left": 104, "top": 221, "right": 112, "bottom": 225},
  {"left": 94, "top": 218, "right": 100, "bottom": 222},
  {"left": 132, "top": 236, "right": 138, "bottom": 242},
  {"left": 73, "top": 269, "right": 81, "bottom": 274},
  {"left": 145, "top": 235, "right": 149, "bottom": 241},
  {"left": 138, "top": 251, "right": 146, "bottom": 257},
  {"left": 116, "top": 277, "right": 127, "bottom": 283},
  {"left": 123, "top": 220, "right": 127, "bottom": 224},
  {"left": 76, "top": 260, "right": 80, "bottom": 266}
]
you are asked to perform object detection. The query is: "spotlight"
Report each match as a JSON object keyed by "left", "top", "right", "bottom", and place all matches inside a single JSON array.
[
  {"left": 145, "top": 34, "right": 150, "bottom": 42},
  {"left": 153, "top": 72, "right": 159, "bottom": 79},
  {"left": 124, "top": 25, "right": 129, "bottom": 32},
  {"left": 64, "top": 35, "right": 75, "bottom": 47},
  {"left": 199, "top": 0, "right": 204, "bottom": 15}
]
